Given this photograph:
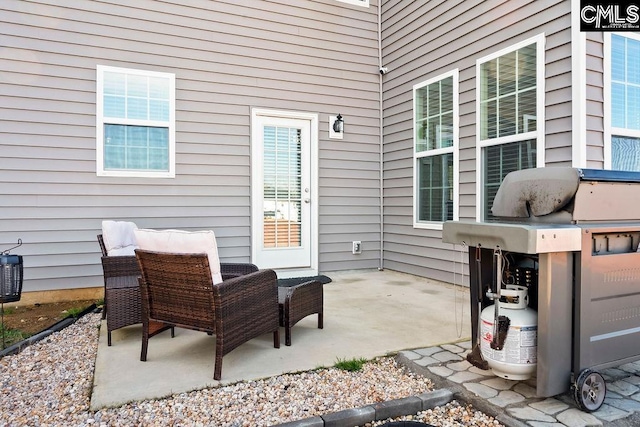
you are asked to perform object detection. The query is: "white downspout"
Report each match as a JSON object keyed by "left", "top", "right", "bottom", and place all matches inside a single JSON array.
[{"left": 378, "top": 0, "right": 384, "bottom": 271}]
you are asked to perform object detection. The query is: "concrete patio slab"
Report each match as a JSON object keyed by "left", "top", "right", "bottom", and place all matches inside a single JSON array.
[{"left": 90, "top": 269, "right": 470, "bottom": 410}]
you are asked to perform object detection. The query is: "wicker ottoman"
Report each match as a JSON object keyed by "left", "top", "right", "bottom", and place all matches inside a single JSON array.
[{"left": 278, "top": 280, "right": 323, "bottom": 346}]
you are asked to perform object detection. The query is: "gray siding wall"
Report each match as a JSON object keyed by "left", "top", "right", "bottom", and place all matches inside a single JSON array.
[
  {"left": 0, "top": 0, "right": 381, "bottom": 293},
  {"left": 380, "top": 0, "right": 573, "bottom": 283},
  {"left": 586, "top": 32, "right": 605, "bottom": 168}
]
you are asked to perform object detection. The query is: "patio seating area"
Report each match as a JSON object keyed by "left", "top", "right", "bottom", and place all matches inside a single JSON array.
[{"left": 90, "top": 269, "right": 471, "bottom": 410}]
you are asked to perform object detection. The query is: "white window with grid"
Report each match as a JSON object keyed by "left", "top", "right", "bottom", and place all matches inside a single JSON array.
[
  {"left": 413, "top": 70, "right": 459, "bottom": 229},
  {"left": 605, "top": 33, "right": 640, "bottom": 172},
  {"left": 96, "top": 66, "right": 176, "bottom": 178},
  {"left": 476, "top": 34, "right": 545, "bottom": 221}
]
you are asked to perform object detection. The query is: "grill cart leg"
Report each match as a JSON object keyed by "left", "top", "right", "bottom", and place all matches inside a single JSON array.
[{"left": 572, "top": 368, "right": 606, "bottom": 412}]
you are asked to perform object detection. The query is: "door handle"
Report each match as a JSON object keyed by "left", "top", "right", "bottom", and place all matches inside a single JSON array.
[{"left": 304, "top": 198, "right": 310, "bottom": 204}]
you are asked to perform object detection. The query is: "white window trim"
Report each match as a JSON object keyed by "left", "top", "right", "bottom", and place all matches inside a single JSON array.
[
  {"left": 336, "top": 0, "right": 369, "bottom": 7},
  {"left": 603, "top": 32, "right": 640, "bottom": 170},
  {"left": 96, "top": 65, "right": 176, "bottom": 178},
  {"left": 412, "top": 69, "right": 460, "bottom": 230},
  {"left": 475, "top": 33, "right": 546, "bottom": 221}
]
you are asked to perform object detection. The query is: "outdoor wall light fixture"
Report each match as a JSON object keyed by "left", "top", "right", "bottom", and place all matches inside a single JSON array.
[
  {"left": 332, "top": 114, "right": 343, "bottom": 133},
  {"left": 329, "top": 114, "right": 344, "bottom": 139},
  {"left": 329, "top": 114, "right": 344, "bottom": 140}
]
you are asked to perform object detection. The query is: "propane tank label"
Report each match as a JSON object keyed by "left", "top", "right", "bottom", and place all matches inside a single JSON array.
[{"left": 481, "top": 319, "right": 537, "bottom": 364}]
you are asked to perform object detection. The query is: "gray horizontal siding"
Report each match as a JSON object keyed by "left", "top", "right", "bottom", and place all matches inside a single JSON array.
[
  {"left": 380, "top": 0, "right": 572, "bottom": 282},
  {"left": 0, "top": 0, "right": 381, "bottom": 293}
]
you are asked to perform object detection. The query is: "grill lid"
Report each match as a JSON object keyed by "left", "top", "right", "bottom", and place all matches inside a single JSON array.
[{"left": 491, "top": 168, "right": 640, "bottom": 223}]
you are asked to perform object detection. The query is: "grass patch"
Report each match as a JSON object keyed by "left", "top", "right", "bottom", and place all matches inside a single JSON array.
[
  {"left": 65, "top": 307, "right": 85, "bottom": 318},
  {"left": 334, "top": 357, "right": 368, "bottom": 372},
  {"left": 0, "top": 324, "right": 30, "bottom": 350},
  {"left": 0, "top": 307, "right": 16, "bottom": 315}
]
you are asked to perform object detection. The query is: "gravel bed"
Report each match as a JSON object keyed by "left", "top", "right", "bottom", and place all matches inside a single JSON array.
[{"left": 0, "top": 313, "right": 504, "bottom": 426}]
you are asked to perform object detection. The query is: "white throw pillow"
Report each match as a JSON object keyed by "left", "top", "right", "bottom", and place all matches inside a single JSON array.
[
  {"left": 133, "top": 228, "right": 223, "bottom": 284},
  {"left": 101, "top": 220, "right": 138, "bottom": 256}
]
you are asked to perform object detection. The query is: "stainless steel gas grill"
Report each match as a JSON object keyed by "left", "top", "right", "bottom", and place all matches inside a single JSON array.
[{"left": 442, "top": 167, "right": 640, "bottom": 411}]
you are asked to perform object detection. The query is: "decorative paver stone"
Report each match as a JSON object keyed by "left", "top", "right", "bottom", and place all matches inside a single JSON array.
[
  {"left": 556, "top": 408, "right": 604, "bottom": 426},
  {"left": 607, "top": 379, "right": 639, "bottom": 396},
  {"left": 469, "top": 366, "right": 495, "bottom": 377},
  {"left": 488, "top": 390, "right": 525, "bottom": 407},
  {"left": 602, "top": 367, "right": 630, "bottom": 381},
  {"left": 457, "top": 340, "right": 472, "bottom": 349},
  {"left": 527, "top": 422, "right": 565, "bottom": 427},
  {"left": 427, "top": 365, "right": 452, "bottom": 377},
  {"left": 446, "top": 360, "right": 471, "bottom": 372},
  {"left": 413, "top": 356, "right": 438, "bottom": 367},
  {"left": 529, "top": 398, "right": 569, "bottom": 415},
  {"left": 448, "top": 370, "right": 483, "bottom": 384},
  {"left": 513, "top": 382, "right": 537, "bottom": 398},
  {"left": 507, "top": 406, "right": 556, "bottom": 423},
  {"left": 441, "top": 344, "right": 464, "bottom": 354},
  {"left": 414, "top": 347, "right": 441, "bottom": 357},
  {"left": 623, "top": 375, "right": 640, "bottom": 386},
  {"left": 603, "top": 396, "right": 640, "bottom": 412},
  {"left": 399, "top": 350, "right": 421, "bottom": 361},
  {"left": 464, "top": 382, "right": 498, "bottom": 399},
  {"left": 431, "top": 351, "right": 462, "bottom": 363},
  {"left": 481, "top": 377, "right": 517, "bottom": 391}
]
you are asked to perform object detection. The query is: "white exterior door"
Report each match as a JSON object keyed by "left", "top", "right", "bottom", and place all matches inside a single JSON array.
[{"left": 251, "top": 109, "right": 318, "bottom": 276}]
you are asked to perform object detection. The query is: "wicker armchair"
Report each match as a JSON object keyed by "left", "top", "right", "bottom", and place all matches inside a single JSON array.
[{"left": 135, "top": 249, "right": 281, "bottom": 380}]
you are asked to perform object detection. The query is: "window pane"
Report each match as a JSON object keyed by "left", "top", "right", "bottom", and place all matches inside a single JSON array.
[
  {"left": 519, "top": 89, "right": 537, "bottom": 132},
  {"left": 104, "top": 124, "right": 168, "bottom": 171},
  {"left": 103, "top": 72, "right": 125, "bottom": 95},
  {"left": 480, "top": 43, "right": 537, "bottom": 141},
  {"left": 611, "top": 35, "right": 640, "bottom": 131},
  {"left": 498, "top": 94, "right": 516, "bottom": 137},
  {"left": 612, "top": 136, "right": 640, "bottom": 171},
  {"left": 628, "top": 38, "right": 640, "bottom": 85},
  {"left": 127, "top": 74, "right": 148, "bottom": 97},
  {"left": 612, "top": 83, "right": 626, "bottom": 128},
  {"left": 612, "top": 35, "right": 626, "bottom": 82},
  {"left": 484, "top": 140, "right": 537, "bottom": 220},
  {"left": 629, "top": 85, "right": 640, "bottom": 130},
  {"left": 127, "top": 97, "right": 148, "bottom": 120},
  {"left": 149, "top": 100, "right": 170, "bottom": 121},
  {"left": 518, "top": 44, "right": 537, "bottom": 90},
  {"left": 104, "top": 95, "right": 125, "bottom": 118},
  {"left": 149, "top": 76, "right": 170, "bottom": 99},
  {"left": 416, "top": 76, "right": 454, "bottom": 152},
  {"left": 417, "top": 153, "right": 453, "bottom": 222},
  {"left": 498, "top": 52, "right": 517, "bottom": 96},
  {"left": 481, "top": 99, "right": 497, "bottom": 139},
  {"left": 481, "top": 62, "right": 497, "bottom": 101}
]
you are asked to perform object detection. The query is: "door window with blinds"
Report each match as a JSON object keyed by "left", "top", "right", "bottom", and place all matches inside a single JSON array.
[
  {"left": 413, "top": 70, "right": 458, "bottom": 228},
  {"left": 262, "top": 126, "right": 302, "bottom": 248},
  {"left": 610, "top": 33, "right": 640, "bottom": 171},
  {"left": 477, "top": 35, "right": 544, "bottom": 221}
]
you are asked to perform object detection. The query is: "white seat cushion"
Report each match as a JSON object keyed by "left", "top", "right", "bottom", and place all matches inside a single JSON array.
[
  {"left": 101, "top": 220, "right": 138, "bottom": 256},
  {"left": 133, "top": 228, "right": 223, "bottom": 284}
]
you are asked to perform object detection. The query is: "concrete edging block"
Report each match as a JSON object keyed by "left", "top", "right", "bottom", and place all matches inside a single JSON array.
[
  {"left": 373, "top": 396, "right": 422, "bottom": 420},
  {"left": 417, "top": 389, "right": 454, "bottom": 410},
  {"left": 322, "top": 406, "right": 376, "bottom": 427},
  {"left": 275, "top": 416, "right": 324, "bottom": 427}
]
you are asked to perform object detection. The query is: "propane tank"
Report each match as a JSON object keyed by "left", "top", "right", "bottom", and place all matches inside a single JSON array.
[{"left": 480, "top": 285, "right": 537, "bottom": 380}]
